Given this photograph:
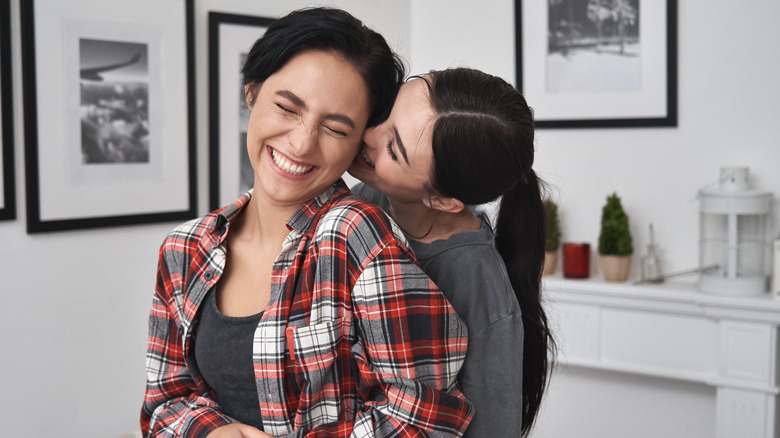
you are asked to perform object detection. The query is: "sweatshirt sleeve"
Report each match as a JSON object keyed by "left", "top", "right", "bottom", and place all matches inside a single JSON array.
[{"left": 457, "top": 313, "right": 524, "bottom": 437}]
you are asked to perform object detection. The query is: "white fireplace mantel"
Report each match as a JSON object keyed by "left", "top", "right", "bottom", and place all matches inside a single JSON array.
[{"left": 544, "top": 277, "right": 780, "bottom": 438}]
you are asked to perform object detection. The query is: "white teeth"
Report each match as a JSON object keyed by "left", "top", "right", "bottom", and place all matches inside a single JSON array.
[
  {"left": 271, "top": 149, "right": 314, "bottom": 175},
  {"left": 362, "top": 149, "right": 375, "bottom": 169}
]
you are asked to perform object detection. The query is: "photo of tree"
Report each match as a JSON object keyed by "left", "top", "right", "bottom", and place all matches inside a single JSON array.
[{"left": 546, "top": 0, "right": 640, "bottom": 93}]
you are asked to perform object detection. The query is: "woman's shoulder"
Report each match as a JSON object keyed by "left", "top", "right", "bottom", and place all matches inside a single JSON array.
[
  {"left": 412, "top": 215, "right": 495, "bottom": 260},
  {"left": 421, "top": 237, "right": 507, "bottom": 283},
  {"left": 318, "top": 195, "right": 394, "bottom": 234},
  {"left": 432, "top": 250, "right": 519, "bottom": 335},
  {"left": 316, "top": 195, "right": 410, "bottom": 252},
  {"left": 161, "top": 212, "right": 221, "bottom": 254},
  {"left": 350, "top": 183, "right": 389, "bottom": 210},
  {"left": 416, "top": 228, "right": 519, "bottom": 328},
  {"left": 163, "top": 193, "right": 247, "bottom": 249}
]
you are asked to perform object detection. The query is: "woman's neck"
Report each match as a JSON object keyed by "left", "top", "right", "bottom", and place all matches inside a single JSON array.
[
  {"left": 234, "top": 194, "right": 297, "bottom": 249},
  {"left": 386, "top": 197, "right": 481, "bottom": 244}
]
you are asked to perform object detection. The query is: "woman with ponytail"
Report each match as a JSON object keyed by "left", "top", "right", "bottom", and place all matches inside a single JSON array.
[{"left": 349, "top": 67, "right": 555, "bottom": 437}]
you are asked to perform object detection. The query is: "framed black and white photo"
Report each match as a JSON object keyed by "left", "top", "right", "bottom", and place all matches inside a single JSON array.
[
  {"left": 208, "top": 12, "right": 275, "bottom": 211},
  {"left": 21, "top": 0, "right": 196, "bottom": 233},
  {"left": 515, "top": 0, "right": 677, "bottom": 128},
  {"left": 0, "top": 0, "right": 16, "bottom": 221}
]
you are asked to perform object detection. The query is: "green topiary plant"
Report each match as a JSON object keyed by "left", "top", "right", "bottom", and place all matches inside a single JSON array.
[
  {"left": 598, "top": 193, "right": 633, "bottom": 256},
  {"left": 544, "top": 199, "right": 561, "bottom": 252}
]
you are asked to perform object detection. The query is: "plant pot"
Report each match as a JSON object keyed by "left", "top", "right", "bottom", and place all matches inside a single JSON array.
[
  {"left": 543, "top": 251, "right": 558, "bottom": 276},
  {"left": 601, "top": 255, "right": 631, "bottom": 282}
]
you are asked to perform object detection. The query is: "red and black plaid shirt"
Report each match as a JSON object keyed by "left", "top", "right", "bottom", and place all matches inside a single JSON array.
[{"left": 141, "top": 181, "right": 473, "bottom": 437}]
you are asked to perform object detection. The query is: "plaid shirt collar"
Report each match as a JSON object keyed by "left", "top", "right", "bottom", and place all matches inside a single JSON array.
[{"left": 211, "top": 180, "right": 348, "bottom": 241}]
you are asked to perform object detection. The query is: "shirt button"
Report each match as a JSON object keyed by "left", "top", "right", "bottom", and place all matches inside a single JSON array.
[{"left": 204, "top": 271, "right": 214, "bottom": 281}]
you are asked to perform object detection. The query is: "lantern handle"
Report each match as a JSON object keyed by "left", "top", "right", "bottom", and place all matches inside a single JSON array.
[{"left": 633, "top": 264, "right": 719, "bottom": 285}]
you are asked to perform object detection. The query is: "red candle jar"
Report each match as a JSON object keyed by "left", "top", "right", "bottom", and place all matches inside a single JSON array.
[{"left": 563, "top": 242, "right": 591, "bottom": 278}]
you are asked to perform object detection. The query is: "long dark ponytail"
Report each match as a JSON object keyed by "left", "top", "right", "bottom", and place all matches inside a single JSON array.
[
  {"left": 423, "top": 68, "right": 555, "bottom": 436},
  {"left": 495, "top": 171, "right": 553, "bottom": 435}
]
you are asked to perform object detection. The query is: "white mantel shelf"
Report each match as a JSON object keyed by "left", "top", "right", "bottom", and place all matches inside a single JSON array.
[{"left": 543, "top": 277, "right": 780, "bottom": 438}]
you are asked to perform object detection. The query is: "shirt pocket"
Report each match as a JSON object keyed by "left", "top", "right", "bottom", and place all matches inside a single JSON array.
[{"left": 286, "top": 319, "right": 344, "bottom": 425}]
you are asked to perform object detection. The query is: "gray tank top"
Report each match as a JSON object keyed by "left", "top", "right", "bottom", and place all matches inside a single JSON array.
[{"left": 194, "top": 289, "right": 264, "bottom": 430}]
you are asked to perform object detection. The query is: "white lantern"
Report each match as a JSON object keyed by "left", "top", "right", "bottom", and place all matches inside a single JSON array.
[{"left": 698, "top": 167, "right": 773, "bottom": 295}]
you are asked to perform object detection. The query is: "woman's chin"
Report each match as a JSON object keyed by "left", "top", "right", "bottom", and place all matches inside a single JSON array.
[{"left": 347, "top": 158, "right": 373, "bottom": 180}]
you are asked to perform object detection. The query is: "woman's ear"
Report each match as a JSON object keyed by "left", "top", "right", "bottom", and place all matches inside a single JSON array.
[
  {"left": 244, "top": 84, "right": 256, "bottom": 109},
  {"left": 422, "top": 195, "right": 466, "bottom": 214}
]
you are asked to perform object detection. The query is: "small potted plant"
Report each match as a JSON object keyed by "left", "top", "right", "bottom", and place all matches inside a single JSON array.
[
  {"left": 598, "top": 192, "right": 633, "bottom": 282},
  {"left": 543, "top": 199, "right": 561, "bottom": 276}
]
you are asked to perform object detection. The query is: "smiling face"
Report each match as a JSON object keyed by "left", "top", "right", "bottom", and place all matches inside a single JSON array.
[
  {"left": 348, "top": 78, "right": 437, "bottom": 203},
  {"left": 246, "top": 49, "right": 370, "bottom": 209}
]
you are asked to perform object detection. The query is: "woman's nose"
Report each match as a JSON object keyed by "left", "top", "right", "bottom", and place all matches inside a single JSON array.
[
  {"left": 288, "top": 123, "right": 317, "bottom": 156},
  {"left": 362, "top": 125, "right": 381, "bottom": 148}
]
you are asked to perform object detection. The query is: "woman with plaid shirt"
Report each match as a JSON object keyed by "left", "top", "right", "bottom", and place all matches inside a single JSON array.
[{"left": 141, "top": 8, "right": 472, "bottom": 438}]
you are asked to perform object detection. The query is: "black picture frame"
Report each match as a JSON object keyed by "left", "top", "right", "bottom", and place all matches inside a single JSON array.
[
  {"left": 21, "top": 0, "right": 197, "bottom": 233},
  {"left": 0, "top": 0, "right": 16, "bottom": 221},
  {"left": 208, "top": 12, "right": 275, "bottom": 211},
  {"left": 515, "top": 0, "right": 677, "bottom": 128}
]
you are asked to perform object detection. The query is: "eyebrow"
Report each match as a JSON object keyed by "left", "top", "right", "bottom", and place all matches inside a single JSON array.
[
  {"left": 393, "top": 127, "right": 409, "bottom": 164},
  {"left": 275, "top": 90, "right": 356, "bottom": 129}
]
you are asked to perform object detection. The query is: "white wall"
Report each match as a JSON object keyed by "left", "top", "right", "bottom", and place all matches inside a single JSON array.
[
  {"left": 2, "top": 0, "right": 779, "bottom": 436},
  {"left": 409, "top": 0, "right": 516, "bottom": 79},
  {"left": 411, "top": 0, "right": 780, "bottom": 437},
  {"left": 0, "top": 1, "right": 409, "bottom": 437}
]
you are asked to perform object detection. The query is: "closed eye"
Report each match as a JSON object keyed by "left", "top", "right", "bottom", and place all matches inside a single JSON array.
[
  {"left": 276, "top": 103, "right": 297, "bottom": 114},
  {"left": 386, "top": 140, "right": 398, "bottom": 161},
  {"left": 324, "top": 126, "right": 348, "bottom": 137}
]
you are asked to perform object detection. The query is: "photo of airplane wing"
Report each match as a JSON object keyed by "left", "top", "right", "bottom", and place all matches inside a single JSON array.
[{"left": 80, "top": 52, "right": 141, "bottom": 81}]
